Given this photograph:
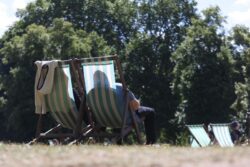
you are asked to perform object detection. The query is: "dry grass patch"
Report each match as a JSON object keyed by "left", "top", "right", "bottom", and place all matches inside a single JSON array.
[{"left": 0, "top": 143, "right": 249, "bottom": 167}]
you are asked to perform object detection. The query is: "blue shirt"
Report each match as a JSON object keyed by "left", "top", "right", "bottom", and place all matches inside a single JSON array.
[{"left": 115, "top": 83, "right": 137, "bottom": 102}]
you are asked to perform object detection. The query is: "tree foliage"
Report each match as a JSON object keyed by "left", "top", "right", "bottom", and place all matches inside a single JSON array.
[
  {"left": 125, "top": 0, "right": 197, "bottom": 142},
  {"left": 230, "top": 26, "right": 250, "bottom": 123},
  {"left": 0, "top": 0, "right": 250, "bottom": 143},
  {"left": 0, "top": 18, "right": 110, "bottom": 140},
  {"left": 171, "top": 7, "right": 236, "bottom": 125}
]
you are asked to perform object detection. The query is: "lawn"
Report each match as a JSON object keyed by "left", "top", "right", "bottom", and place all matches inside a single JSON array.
[{"left": 0, "top": 143, "right": 249, "bottom": 167}]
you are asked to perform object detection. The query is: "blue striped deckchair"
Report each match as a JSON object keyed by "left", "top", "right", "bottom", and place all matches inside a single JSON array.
[
  {"left": 210, "top": 123, "right": 234, "bottom": 147},
  {"left": 186, "top": 124, "right": 212, "bottom": 147},
  {"left": 73, "top": 56, "right": 142, "bottom": 144},
  {"left": 31, "top": 60, "right": 91, "bottom": 144}
]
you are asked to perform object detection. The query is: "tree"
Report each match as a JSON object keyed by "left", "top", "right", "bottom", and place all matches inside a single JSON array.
[
  {"left": 171, "top": 7, "right": 236, "bottom": 125},
  {"left": 0, "top": 0, "right": 136, "bottom": 141},
  {"left": 0, "top": 19, "right": 110, "bottom": 140},
  {"left": 15, "top": 0, "right": 137, "bottom": 50},
  {"left": 230, "top": 25, "right": 250, "bottom": 123},
  {"left": 124, "top": 0, "right": 197, "bottom": 143},
  {"left": 1, "top": 0, "right": 243, "bottom": 144}
]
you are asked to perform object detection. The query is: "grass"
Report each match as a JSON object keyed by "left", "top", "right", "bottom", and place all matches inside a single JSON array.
[{"left": 0, "top": 143, "right": 250, "bottom": 167}]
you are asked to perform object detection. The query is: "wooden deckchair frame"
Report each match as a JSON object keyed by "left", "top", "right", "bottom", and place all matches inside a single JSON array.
[
  {"left": 30, "top": 60, "right": 92, "bottom": 144},
  {"left": 72, "top": 55, "right": 143, "bottom": 144}
]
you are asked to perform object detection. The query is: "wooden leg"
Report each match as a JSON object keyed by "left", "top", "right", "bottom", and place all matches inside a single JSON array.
[
  {"left": 35, "top": 114, "right": 43, "bottom": 138},
  {"left": 27, "top": 114, "right": 43, "bottom": 145},
  {"left": 131, "top": 111, "right": 142, "bottom": 144}
]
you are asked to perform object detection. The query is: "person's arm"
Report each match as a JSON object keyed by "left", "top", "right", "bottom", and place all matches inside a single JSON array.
[
  {"left": 115, "top": 82, "right": 140, "bottom": 111},
  {"left": 128, "top": 90, "right": 140, "bottom": 111}
]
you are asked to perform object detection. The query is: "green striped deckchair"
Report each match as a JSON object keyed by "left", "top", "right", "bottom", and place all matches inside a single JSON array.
[
  {"left": 73, "top": 56, "right": 142, "bottom": 143},
  {"left": 44, "top": 62, "right": 79, "bottom": 129},
  {"left": 31, "top": 60, "right": 90, "bottom": 144},
  {"left": 186, "top": 124, "right": 212, "bottom": 147},
  {"left": 210, "top": 123, "right": 234, "bottom": 147}
]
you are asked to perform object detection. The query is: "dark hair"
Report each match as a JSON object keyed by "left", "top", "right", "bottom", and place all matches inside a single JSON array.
[{"left": 231, "top": 121, "right": 239, "bottom": 128}]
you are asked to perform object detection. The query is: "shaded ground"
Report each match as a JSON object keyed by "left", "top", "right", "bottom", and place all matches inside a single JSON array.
[{"left": 0, "top": 143, "right": 249, "bottom": 167}]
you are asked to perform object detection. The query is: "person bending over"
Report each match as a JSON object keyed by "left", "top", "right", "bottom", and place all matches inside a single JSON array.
[{"left": 116, "top": 83, "right": 156, "bottom": 145}]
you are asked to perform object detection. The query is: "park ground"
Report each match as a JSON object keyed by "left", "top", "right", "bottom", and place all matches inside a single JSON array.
[{"left": 0, "top": 143, "right": 249, "bottom": 167}]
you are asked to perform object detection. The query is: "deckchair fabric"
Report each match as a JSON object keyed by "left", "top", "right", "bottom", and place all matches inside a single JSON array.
[
  {"left": 190, "top": 138, "right": 200, "bottom": 148},
  {"left": 30, "top": 60, "right": 94, "bottom": 145},
  {"left": 81, "top": 58, "right": 125, "bottom": 128},
  {"left": 210, "top": 123, "right": 234, "bottom": 147},
  {"left": 44, "top": 63, "right": 79, "bottom": 129},
  {"left": 73, "top": 56, "right": 143, "bottom": 144},
  {"left": 186, "top": 124, "right": 211, "bottom": 147}
]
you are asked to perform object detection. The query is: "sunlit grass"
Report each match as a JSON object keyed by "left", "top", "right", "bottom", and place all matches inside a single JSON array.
[{"left": 0, "top": 142, "right": 250, "bottom": 167}]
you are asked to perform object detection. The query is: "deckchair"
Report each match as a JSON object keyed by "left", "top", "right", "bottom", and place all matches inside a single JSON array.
[
  {"left": 190, "top": 138, "right": 200, "bottom": 147},
  {"left": 30, "top": 60, "right": 91, "bottom": 144},
  {"left": 186, "top": 124, "right": 212, "bottom": 147},
  {"left": 210, "top": 123, "right": 234, "bottom": 147},
  {"left": 73, "top": 56, "right": 143, "bottom": 144}
]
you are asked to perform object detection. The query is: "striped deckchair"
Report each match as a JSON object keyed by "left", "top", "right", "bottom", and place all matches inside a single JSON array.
[
  {"left": 73, "top": 56, "right": 143, "bottom": 144},
  {"left": 31, "top": 60, "right": 91, "bottom": 144},
  {"left": 210, "top": 123, "right": 234, "bottom": 147},
  {"left": 186, "top": 124, "right": 212, "bottom": 147},
  {"left": 190, "top": 138, "right": 200, "bottom": 147}
]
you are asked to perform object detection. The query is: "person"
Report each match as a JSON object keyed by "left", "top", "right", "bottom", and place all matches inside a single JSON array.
[
  {"left": 115, "top": 83, "right": 157, "bottom": 145},
  {"left": 230, "top": 120, "right": 242, "bottom": 144},
  {"left": 80, "top": 70, "right": 157, "bottom": 144}
]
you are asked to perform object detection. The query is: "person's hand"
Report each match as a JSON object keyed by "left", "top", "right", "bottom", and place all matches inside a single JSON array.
[{"left": 129, "top": 99, "right": 140, "bottom": 111}]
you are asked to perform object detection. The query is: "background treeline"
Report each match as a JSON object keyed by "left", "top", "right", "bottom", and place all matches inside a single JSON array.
[{"left": 0, "top": 0, "right": 250, "bottom": 144}]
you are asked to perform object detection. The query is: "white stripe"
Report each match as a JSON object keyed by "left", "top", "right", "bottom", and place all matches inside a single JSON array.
[
  {"left": 98, "top": 62, "right": 113, "bottom": 126},
  {"left": 84, "top": 66, "right": 92, "bottom": 93},
  {"left": 105, "top": 64, "right": 122, "bottom": 125}
]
